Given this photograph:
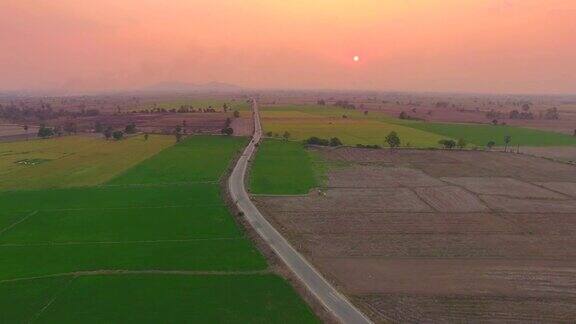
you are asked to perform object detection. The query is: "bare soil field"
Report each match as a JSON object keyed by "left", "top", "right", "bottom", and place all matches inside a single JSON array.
[
  {"left": 255, "top": 148, "right": 576, "bottom": 322},
  {"left": 537, "top": 182, "right": 576, "bottom": 198},
  {"left": 230, "top": 116, "right": 254, "bottom": 136},
  {"left": 521, "top": 146, "right": 576, "bottom": 164},
  {"left": 62, "top": 112, "right": 229, "bottom": 134},
  {"left": 442, "top": 177, "right": 566, "bottom": 199}
]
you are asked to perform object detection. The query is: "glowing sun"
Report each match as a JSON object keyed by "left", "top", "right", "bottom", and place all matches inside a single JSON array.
[{"left": 353, "top": 55, "right": 360, "bottom": 62}]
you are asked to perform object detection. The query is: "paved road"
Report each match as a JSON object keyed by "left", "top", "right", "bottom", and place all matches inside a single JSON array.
[{"left": 228, "top": 100, "right": 372, "bottom": 324}]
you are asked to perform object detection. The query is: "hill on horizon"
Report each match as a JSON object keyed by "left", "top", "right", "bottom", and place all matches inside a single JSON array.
[{"left": 142, "top": 81, "right": 243, "bottom": 93}]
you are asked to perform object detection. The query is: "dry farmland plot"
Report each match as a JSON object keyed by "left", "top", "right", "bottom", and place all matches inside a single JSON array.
[
  {"left": 0, "top": 136, "right": 317, "bottom": 323},
  {"left": 521, "top": 146, "right": 576, "bottom": 164},
  {"left": 254, "top": 147, "right": 576, "bottom": 322}
]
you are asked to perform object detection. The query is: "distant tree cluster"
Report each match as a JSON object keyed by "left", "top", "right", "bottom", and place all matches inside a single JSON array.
[
  {"left": 96, "top": 122, "right": 137, "bottom": 141},
  {"left": 35, "top": 121, "right": 80, "bottom": 139},
  {"left": 221, "top": 118, "right": 234, "bottom": 136},
  {"left": 112, "top": 130, "right": 124, "bottom": 140},
  {"left": 37, "top": 125, "right": 55, "bottom": 138},
  {"left": 304, "top": 136, "right": 342, "bottom": 147},
  {"left": 333, "top": 100, "right": 356, "bottom": 110},
  {"left": 438, "top": 139, "right": 456, "bottom": 149},
  {"left": 508, "top": 104, "right": 535, "bottom": 120},
  {"left": 125, "top": 123, "right": 137, "bottom": 134},
  {"left": 485, "top": 110, "right": 506, "bottom": 119},
  {"left": 435, "top": 101, "right": 450, "bottom": 109},
  {"left": 264, "top": 131, "right": 290, "bottom": 140},
  {"left": 487, "top": 106, "right": 560, "bottom": 121},
  {"left": 542, "top": 107, "right": 560, "bottom": 120},
  {"left": 356, "top": 144, "right": 381, "bottom": 149},
  {"left": 134, "top": 106, "right": 219, "bottom": 114},
  {"left": 221, "top": 127, "right": 233, "bottom": 136},
  {"left": 0, "top": 104, "right": 99, "bottom": 123},
  {"left": 385, "top": 131, "right": 400, "bottom": 148},
  {"left": 398, "top": 111, "right": 421, "bottom": 120}
]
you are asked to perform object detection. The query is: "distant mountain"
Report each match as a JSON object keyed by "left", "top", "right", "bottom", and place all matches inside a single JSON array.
[{"left": 142, "top": 81, "right": 243, "bottom": 92}]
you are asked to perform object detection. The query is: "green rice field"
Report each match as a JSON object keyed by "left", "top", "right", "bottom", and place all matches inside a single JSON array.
[
  {"left": 1, "top": 275, "right": 314, "bottom": 323},
  {"left": 0, "top": 135, "right": 318, "bottom": 323},
  {"left": 396, "top": 121, "right": 576, "bottom": 147},
  {"left": 250, "top": 139, "right": 325, "bottom": 195}
]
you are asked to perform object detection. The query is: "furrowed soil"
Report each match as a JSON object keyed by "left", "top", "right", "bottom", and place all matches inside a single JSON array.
[{"left": 254, "top": 147, "right": 576, "bottom": 322}]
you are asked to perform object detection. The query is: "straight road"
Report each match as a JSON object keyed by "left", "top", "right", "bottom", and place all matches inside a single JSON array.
[{"left": 228, "top": 100, "right": 372, "bottom": 324}]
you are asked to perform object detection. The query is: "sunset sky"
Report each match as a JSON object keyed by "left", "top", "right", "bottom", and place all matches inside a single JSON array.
[{"left": 1, "top": 0, "right": 575, "bottom": 94}]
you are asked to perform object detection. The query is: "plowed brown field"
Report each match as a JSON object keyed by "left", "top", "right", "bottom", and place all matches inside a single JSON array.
[{"left": 255, "top": 148, "right": 576, "bottom": 322}]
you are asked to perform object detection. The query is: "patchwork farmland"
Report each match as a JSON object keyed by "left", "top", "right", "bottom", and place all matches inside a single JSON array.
[
  {"left": 0, "top": 135, "right": 317, "bottom": 323},
  {"left": 260, "top": 104, "right": 576, "bottom": 149},
  {"left": 252, "top": 142, "right": 576, "bottom": 322},
  {"left": 0, "top": 135, "right": 173, "bottom": 190}
]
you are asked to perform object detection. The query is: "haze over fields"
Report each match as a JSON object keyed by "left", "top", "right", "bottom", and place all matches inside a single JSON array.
[{"left": 1, "top": 0, "right": 575, "bottom": 94}]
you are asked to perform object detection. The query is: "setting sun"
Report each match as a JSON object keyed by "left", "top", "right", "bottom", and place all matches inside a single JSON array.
[{"left": 1, "top": 1, "right": 576, "bottom": 323}]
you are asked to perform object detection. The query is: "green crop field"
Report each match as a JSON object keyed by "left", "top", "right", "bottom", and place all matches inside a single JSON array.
[
  {"left": 0, "top": 135, "right": 317, "bottom": 323},
  {"left": 1, "top": 275, "right": 316, "bottom": 323},
  {"left": 260, "top": 105, "right": 446, "bottom": 147},
  {"left": 0, "top": 207, "right": 240, "bottom": 243},
  {"left": 250, "top": 139, "right": 326, "bottom": 195},
  {"left": 109, "top": 135, "right": 247, "bottom": 184},
  {"left": 396, "top": 121, "right": 576, "bottom": 147},
  {"left": 0, "top": 135, "right": 173, "bottom": 190}
]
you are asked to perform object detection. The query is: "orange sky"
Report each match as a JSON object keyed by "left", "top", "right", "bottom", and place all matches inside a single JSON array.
[{"left": 1, "top": 0, "right": 575, "bottom": 94}]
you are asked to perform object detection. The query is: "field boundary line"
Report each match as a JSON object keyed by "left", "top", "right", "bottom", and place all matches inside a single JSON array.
[
  {"left": 267, "top": 210, "right": 498, "bottom": 215},
  {"left": 1, "top": 269, "right": 272, "bottom": 284},
  {"left": 100, "top": 180, "right": 219, "bottom": 187},
  {"left": 318, "top": 256, "right": 576, "bottom": 261},
  {"left": 28, "top": 275, "right": 76, "bottom": 323},
  {"left": 23, "top": 204, "right": 224, "bottom": 212},
  {"left": 263, "top": 208, "right": 437, "bottom": 213},
  {"left": 0, "top": 210, "right": 37, "bottom": 237},
  {"left": 0, "top": 237, "right": 244, "bottom": 247},
  {"left": 251, "top": 193, "right": 314, "bottom": 198},
  {"left": 531, "top": 182, "right": 576, "bottom": 200}
]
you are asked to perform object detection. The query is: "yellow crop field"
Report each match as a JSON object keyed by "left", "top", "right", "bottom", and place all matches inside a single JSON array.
[
  {"left": 0, "top": 135, "right": 173, "bottom": 190},
  {"left": 261, "top": 108, "right": 446, "bottom": 147}
]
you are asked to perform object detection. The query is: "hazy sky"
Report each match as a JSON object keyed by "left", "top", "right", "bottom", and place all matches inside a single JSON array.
[{"left": 1, "top": 0, "right": 575, "bottom": 94}]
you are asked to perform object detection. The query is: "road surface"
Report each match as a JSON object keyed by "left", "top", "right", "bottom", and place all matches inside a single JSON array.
[{"left": 228, "top": 100, "right": 372, "bottom": 324}]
